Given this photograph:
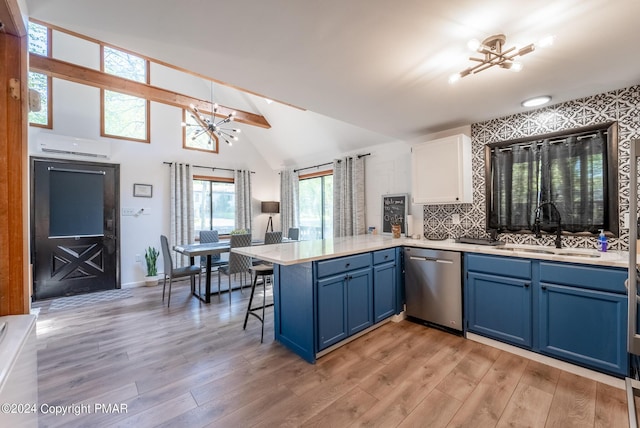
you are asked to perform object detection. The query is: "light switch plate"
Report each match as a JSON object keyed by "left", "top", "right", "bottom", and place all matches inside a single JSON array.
[
  {"left": 451, "top": 213, "right": 461, "bottom": 225},
  {"left": 122, "top": 207, "right": 136, "bottom": 216}
]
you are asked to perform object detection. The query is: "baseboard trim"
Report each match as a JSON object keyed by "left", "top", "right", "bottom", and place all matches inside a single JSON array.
[
  {"left": 466, "top": 332, "right": 625, "bottom": 389},
  {"left": 316, "top": 319, "right": 393, "bottom": 359}
]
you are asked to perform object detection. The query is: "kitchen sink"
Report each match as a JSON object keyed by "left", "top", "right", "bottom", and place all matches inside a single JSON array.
[
  {"left": 555, "top": 250, "right": 601, "bottom": 258},
  {"left": 492, "top": 245, "right": 601, "bottom": 258},
  {"left": 493, "top": 247, "right": 555, "bottom": 255}
]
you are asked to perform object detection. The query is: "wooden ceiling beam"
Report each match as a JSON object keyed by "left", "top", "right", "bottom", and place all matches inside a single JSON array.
[{"left": 29, "top": 53, "right": 271, "bottom": 129}]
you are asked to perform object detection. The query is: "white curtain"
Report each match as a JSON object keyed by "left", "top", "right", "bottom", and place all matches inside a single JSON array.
[
  {"left": 333, "top": 156, "right": 366, "bottom": 237},
  {"left": 170, "top": 163, "right": 194, "bottom": 267},
  {"left": 234, "top": 169, "right": 253, "bottom": 232},
  {"left": 280, "top": 168, "right": 299, "bottom": 236}
]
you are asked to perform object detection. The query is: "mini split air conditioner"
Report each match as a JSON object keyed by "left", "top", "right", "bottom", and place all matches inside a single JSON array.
[{"left": 37, "top": 134, "right": 111, "bottom": 159}]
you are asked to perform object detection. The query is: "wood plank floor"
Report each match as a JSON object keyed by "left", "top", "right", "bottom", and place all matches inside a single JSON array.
[{"left": 32, "top": 279, "right": 630, "bottom": 428}]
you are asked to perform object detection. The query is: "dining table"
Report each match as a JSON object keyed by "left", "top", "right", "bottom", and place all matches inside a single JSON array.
[{"left": 173, "top": 241, "right": 231, "bottom": 303}]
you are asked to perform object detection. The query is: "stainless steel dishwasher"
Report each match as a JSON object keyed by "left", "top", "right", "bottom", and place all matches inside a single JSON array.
[{"left": 403, "top": 247, "right": 462, "bottom": 331}]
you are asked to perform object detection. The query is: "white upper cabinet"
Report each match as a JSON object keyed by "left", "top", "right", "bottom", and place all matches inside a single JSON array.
[{"left": 411, "top": 134, "right": 473, "bottom": 204}]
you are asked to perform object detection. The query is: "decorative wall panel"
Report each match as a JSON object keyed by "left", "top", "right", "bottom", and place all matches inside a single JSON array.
[{"left": 423, "top": 85, "right": 640, "bottom": 250}]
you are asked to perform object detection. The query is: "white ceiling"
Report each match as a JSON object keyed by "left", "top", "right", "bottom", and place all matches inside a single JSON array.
[{"left": 26, "top": 0, "right": 640, "bottom": 170}]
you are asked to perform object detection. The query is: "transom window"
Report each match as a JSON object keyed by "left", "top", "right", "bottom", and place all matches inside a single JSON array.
[
  {"left": 28, "top": 21, "right": 52, "bottom": 128},
  {"left": 100, "top": 46, "right": 150, "bottom": 142}
]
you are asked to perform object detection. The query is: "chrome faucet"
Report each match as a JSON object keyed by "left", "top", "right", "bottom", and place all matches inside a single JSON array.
[{"left": 532, "top": 201, "right": 562, "bottom": 248}]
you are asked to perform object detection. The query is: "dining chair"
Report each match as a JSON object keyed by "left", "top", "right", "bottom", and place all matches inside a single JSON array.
[
  {"left": 287, "top": 227, "right": 300, "bottom": 240},
  {"left": 199, "top": 230, "right": 228, "bottom": 271},
  {"left": 160, "top": 235, "right": 201, "bottom": 307},
  {"left": 217, "top": 233, "right": 253, "bottom": 305},
  {"left": 264, "top": 231, "right": 283, "bottom": 245}
]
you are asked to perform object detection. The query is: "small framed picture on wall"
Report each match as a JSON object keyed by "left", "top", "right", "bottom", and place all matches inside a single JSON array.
[{"left": 133, "top": 183, "right": 153, "bottom": 198}]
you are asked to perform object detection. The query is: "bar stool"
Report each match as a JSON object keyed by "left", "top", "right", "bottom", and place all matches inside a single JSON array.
[{"left": 243, "top": 264, "right": 274, "bottom": 342}]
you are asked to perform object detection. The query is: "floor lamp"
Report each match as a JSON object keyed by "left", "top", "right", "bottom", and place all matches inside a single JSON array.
[{"left": 261, "top": 201, "right": 280, "bottom": 234}]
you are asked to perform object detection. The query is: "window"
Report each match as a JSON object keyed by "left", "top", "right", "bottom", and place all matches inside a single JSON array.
[
  {"left": 486, "top": 122, "right": 618, "bottom": 236},
  {"left": 193, "top": 177, "right": 235, "bottom": 235},
  {"left": 101, "top": 46, "right": 150, "bottom": 142},
  {"left": 299, "top": 171, "right": 333, "bottom": 239},
  {"left": 28, "top": 21, "right": 52, "bottom": 128},
  {"left": 28, "top": 21, "right": 49, "bottom": 55},
  {"left": 183, "top": 109, "right": 219, "bottom": 153}
]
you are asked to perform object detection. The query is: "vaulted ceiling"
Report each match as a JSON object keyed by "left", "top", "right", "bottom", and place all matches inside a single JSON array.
[{"left": 25, "top": 0, "right": 640, "bottom": 170}]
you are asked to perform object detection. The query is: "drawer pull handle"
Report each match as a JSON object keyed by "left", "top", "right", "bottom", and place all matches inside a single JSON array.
[
  {"left": 524, "top": 282, "right": 530, "bottom": 288},
  {"left": 384, "top": 255, "right": 389, "bottom": 259},
  {"left": 541, "top": 285, "right": 547, "bottom": 291},
  {"left": 345, "top": 263, "right": 350, "bottom": 268}
]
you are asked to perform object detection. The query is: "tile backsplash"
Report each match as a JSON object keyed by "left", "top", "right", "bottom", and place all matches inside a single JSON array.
[{"left": 423, "top": 85, "right": 640, "bottom": 250}]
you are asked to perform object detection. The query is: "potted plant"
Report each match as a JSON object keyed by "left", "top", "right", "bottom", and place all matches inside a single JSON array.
[{"left": 144, "top": 246, "right": 160, "bottom": 286}]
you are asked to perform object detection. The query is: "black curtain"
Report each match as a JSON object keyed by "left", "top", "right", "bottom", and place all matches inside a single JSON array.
[
  {"left": 492, "top": 143, "right": 540, "bottom": 231},
  {"left": 491, "top": 132, "right": 605, "bottom": 233}
]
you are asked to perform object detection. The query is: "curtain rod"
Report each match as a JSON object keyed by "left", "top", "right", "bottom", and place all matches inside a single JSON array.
[
  {"left": 495, "top": 131, "right": 606, "bottom": 152},
  {"left": 163, "top": 162, "right": 255, "bottom": 174},
  {"left": 293, "top": 153, "right": 371, "bottom": 173}
]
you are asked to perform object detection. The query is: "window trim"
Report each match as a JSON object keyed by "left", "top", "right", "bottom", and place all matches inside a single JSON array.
[
  {"left": 484, "top": 121, "right": 619, "bottom": 236},
  {"left": 299, "top": 169, "right": 332, "bottom": 180},
  {"left": 99, "top": 45, "right": 151, "bottom": 143}
]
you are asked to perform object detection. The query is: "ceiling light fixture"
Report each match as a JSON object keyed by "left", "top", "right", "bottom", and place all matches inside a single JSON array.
[
  {"left": 449, "top": 33, "right": 553, "bottom": 84},
  {"left": 181, "top": 82, "right": 241, "bottom": 146},
  {"left": 521, "top": 95, "right": 552, "bottom": 107}
]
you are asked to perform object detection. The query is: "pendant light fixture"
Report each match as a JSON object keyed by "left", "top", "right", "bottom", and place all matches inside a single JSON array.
[{"left": 182, "top": 81, "right": 242, "bottom": 146}]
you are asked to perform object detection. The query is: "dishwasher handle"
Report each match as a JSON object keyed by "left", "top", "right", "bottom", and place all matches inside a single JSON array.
[{"left": 408, "top": 256, "right": 454, "bottom": 264}]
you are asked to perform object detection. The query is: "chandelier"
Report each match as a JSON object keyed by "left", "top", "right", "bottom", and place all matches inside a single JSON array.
[
  {"left": 449, "top": 33, "right": 554, "bottom": 84},
  {"left": 182, "top": 82, "right": 242, "bottom": 146}
]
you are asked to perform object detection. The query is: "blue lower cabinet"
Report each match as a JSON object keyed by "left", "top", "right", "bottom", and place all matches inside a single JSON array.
[
  {"left": 317, "top": 267, "right": 373, "bottom": 351},
  {"left": 464, "top": 253, "right": 629, "bottom": 377},
  {"left": 373, "top": 262, "right": 397, "bottom": 323},
  {"left": 346, "top": 268, "right": 374, "bottom": 335},
  {"left": 539, "top": 282, "right": 628, "bottom": 376},
  {"left": 467, "top": 271, "right": 532, "bottom": 348},
  {"left": 317, "top": 274, "right": 349, "bottom": 350}
]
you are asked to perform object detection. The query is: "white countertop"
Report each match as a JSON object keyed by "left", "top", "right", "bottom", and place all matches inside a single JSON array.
[{"left": 232, "top": 234, "right": 631, "bottom": 268}]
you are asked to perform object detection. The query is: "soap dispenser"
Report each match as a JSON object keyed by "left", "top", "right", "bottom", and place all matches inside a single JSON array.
[{"left": 598, "top": 229, "right": 608, "bottom": 252}]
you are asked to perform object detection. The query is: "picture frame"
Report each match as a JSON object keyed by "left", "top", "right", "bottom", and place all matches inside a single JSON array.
[
  {"left": 133, "top": 183, "right": 153, "bottom": 198},
  {"left": 381, "top": 193, "right": 408, "bottom": 235}
]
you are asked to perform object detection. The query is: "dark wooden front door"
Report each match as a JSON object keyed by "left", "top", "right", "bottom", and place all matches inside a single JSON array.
[{"left": 31, "top": 157, "right": 120, "bottom": 300}]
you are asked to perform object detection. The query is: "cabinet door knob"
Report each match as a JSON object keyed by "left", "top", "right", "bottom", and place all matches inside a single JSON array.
[
  {"left": 541, "top": 285, "right": 547, "bottom": 291},
  {"left": 524, "top": 282, "right": 530, "bottom": 288}
]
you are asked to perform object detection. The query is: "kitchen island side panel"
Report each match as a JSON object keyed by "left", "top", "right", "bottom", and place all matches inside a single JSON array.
[{"left": 274, "top": 262, "right": 316, "bottom": 363}]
